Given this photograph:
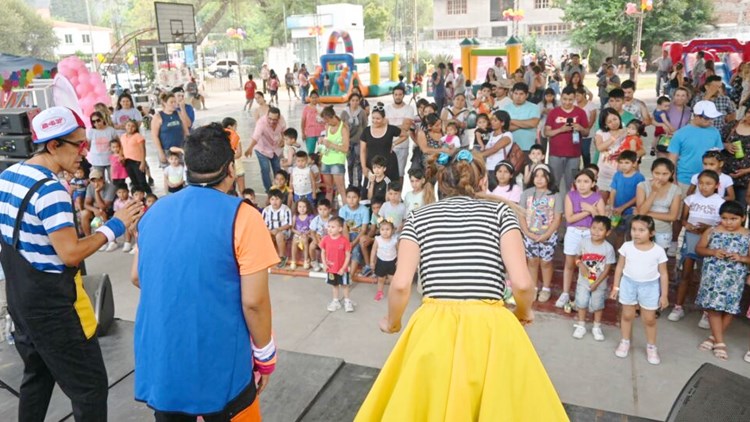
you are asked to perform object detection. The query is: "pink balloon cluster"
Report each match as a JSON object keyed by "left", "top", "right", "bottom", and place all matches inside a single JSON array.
[{"left": 57, "top": 57, "right": 110, "bottom": 127}]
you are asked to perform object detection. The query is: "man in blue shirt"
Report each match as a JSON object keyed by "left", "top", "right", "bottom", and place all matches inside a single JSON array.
[
  {"left": 500, "top": 82, "right": 541, "bottom": 152},
  {"left": 667, "top": 100, "right": 725, "bottom": 194}
]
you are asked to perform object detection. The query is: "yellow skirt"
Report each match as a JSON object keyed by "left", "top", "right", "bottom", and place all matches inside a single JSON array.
[{"left": 355, "top": 299, "right": 569, "bottom": 422}]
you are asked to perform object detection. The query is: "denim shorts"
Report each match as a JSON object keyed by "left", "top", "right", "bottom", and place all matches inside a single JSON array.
[
  {"left": 575, "top": 278, "right": 608, "bottom": 312},
  {"left": 564, "top": 227, "right": 590, "bottom": 256},
  {"left": 348, "top": 232, "right": 363, "bottom": 263},
  {"left": 618, "top": 275, "right": 661, "bottom": 310},
  {"left": 321, "top": 163, "right": 346, "bottom": 175},
  {"left": 654, "top": 232, "right": 672, "bottom": 250},
  {"left": 293, "top": 192, "right": 314, "bottom": 203},
  {"left": 680, "top": 231, "right": 702, "bottom": 261}
]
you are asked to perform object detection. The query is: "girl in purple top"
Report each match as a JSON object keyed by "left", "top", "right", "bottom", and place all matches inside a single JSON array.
[
  {"left": 558, "top": 169, "right": 606, "bottom": 309},
  {"left": 291, "top": 198, "right": 314, "bottom": 270}
]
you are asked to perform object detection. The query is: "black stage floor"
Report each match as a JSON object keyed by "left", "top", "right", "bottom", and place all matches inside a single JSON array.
[{"left": 0, "top": 320, "right": 656, "bottom": 422}]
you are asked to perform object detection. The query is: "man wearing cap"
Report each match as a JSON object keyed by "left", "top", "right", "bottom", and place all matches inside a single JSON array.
[
  {"left": 493, "top": 79, "right": 513, "bottom": 110},
  {"left": 133, "top": 123, "right": 278, "bottom": 420},
  {"left": 667, "top": 101, "right": 725, "bottom": 194},
  {"left": 0, "top": 107, "right": 141, "bottom": 420},
  {"left": 80, "top": 169, "right": 118, "bottom": 248},
  {"left": 691, "top": 75, "right": 736, "bottom": 133}
]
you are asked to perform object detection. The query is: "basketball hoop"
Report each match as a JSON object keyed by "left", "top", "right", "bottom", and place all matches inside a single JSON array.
[{"left": 154, "top": 2, "right": 197, "bottom": 44}]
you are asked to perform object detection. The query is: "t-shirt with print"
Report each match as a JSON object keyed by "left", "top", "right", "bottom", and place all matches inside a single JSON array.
[
  {"left": 379, "top": 201, "right": 408, "bottom": 231},
  {"left": 577, "top": 237, "right": 616, "bottom": 285},
  {"left": 112, "top": 108, "right": 142, "bottom": 135},
  {"left": 86, "top": 126, "right": 117, "bottom": 166},
  {"left": 369, "top": 177, "right": 390, "bottom": 201},
  {"left": 404, "top": 190, "right": 425, "bottom": 213},
  {"left": 690, "top": 172, "right": 734, "bottom": 199},
  {"left": 684, "top": 193, "right": 724, "bottom": 227},
  {"left": 262, "top": 204, "right": 292, "bottom": 230},
  {"left": 545, "top": 106, "right": 589, "bottom": 158},
  {"left": 339, "top": 204, "right": 369, "bottom": 234},
  {"left": 519, "top": 188, "right": 563, "bottom": 234},
  {"left": 310, "top": 214, "right": 331, "bottom": 238},
  {"left": 499, "top": 101, "right": 541, "bottom": 151},
  {"left": 611, "top": 171, "right": 646, "bottom": 216},
  {"left": 291, "top": 166, "right": 313, "bottom": 195},
  {"left": 319, "top": 235, "right": 351, "bottom": 273}
]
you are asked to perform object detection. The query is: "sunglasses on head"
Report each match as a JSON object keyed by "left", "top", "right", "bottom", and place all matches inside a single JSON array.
[{"left": 372, "top": 104, "right": 385, "bottom": 112}]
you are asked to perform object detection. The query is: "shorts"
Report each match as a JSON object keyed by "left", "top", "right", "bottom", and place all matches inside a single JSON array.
[
  {"left": 524, "top": 232, "right": 558, "bottom": 262},
  {"left": 234, "top": 158, "right": 245, "bottom": 176},
  {"left": 327, "top": 272, "right": 351, "bottom": 286},
  {"left": 72, "top": 190, "right": 85, "bottom": 201},
  {"left": 575, "top": 278, "right": 608, "bottom": 313},
  {"left": 563, "top": 227, "right": 590, "bottom": 256},
  {"left": 680, "top": 231, "right": 702, "bottom": 262},
  {"left": 271, "top": 228, "right": 291, "bottom": 239},
  {"left": 654, "top": 232, "right": 672, "bottom": 250},
  {"left": 294, "top": 192, "right": 314, "bottom": 203},
  {"left": 374, "top": 258, "right": 396, "bottom": 277},
  {"left": 618, "top": 275, "right": 661, "bottom": 310},
  {"left": 348, "top": 232, "right": 364, "bottom": 263},
  {"left": 321, "top": 163, "right": 346, "bottom": 175}
]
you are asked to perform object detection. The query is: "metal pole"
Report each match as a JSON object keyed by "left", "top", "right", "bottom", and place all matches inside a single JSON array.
[
  {"left": 84, "top": 0, "right": 98, "bottom": 72},
  {"left": 633, "top": 12, "right": 644, "bottom": 83},
  {"left": 282, "top": 3, "right": 289, "bottom": 45},
  {"left": 413, "top": 0, "right": 418, "bottom": 76}
]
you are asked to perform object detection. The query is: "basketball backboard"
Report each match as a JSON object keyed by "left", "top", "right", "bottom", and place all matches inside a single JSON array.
[{"left": 154, "top": 2, "right": 197, "bottom": 44}]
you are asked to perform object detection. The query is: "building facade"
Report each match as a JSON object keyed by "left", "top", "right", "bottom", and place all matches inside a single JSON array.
[{"left": 431, "top": 0, "right": 568, "bottom": 40}]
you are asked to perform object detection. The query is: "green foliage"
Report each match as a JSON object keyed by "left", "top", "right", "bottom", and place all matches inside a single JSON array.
[
  {"left": 522, "top": 32, "right": 539, "bottom": 54},
  {"left": 0, "top": 0, "right": 59, "bottom": 60},
  {"left": 50, "top": 0, "right": 89, "bottom": 25},
  {"left": 557, "top": 0, "right": 714, "bottom": 57},
  {"left": 364, "top": 2, "right": 390, "bottom": 39}
]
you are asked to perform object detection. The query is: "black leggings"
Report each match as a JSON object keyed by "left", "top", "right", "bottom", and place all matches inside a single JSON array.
[{"left": 124, "top": 159, "right": 152, "bottom": 194}]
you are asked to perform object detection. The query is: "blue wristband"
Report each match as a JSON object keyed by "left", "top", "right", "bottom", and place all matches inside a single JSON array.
[{"left": 103, "top": 217, "right": 126, "bottom": 239}]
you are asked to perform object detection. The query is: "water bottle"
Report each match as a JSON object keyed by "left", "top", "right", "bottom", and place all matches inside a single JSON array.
[
  {"left": 733, "top": 140, "right": 744, "bottom": 159},
  {"left": 5, "top": 314, "right": 14, "bottom": 345}
]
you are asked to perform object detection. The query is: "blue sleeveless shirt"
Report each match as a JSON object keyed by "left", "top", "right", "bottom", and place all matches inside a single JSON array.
[
  {"left": 134, "top": 186, "right": 250, "bottom": 413},
  {"left": 158, "top": 110, "right": 184, "bottom": 150}
]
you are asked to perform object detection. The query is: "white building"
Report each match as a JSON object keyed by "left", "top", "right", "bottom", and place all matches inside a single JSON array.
[
  {"left": 52, "top": 20, "right": 114, "bottom": 57},
  {"left": 431, "top": 0, "right": 568, "bottom": 39}
]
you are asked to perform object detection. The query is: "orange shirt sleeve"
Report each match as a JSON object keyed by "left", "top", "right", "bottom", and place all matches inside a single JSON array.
[{"left": 235, "top": 202, "right": 280, "bottom": 275}]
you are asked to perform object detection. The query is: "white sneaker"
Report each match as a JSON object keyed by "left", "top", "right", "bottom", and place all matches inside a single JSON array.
[
  {"left": 592, "top": 325, "right": 605, "bottom": 341},
  {"left": 698, "top": 312, "right": 710, "bottom": 329},
  {"left": 311, "top": 261, "right": 322, "bottom": 272},
  {"left": 122, "top": 242, "right": 132, "bottom": 253},
  {"left": 555, "top": 292, "right": 570, "bottom": 309},
  {"left": 667, "top": 306, "right": 685, "bottom": 321},
  {"left": 646, "top": 345, "right": 661, "bottom": 365},
  {"left": 327, "top": 299, "right": 341, "bottom": 312},
  {"left": 572, "top": 323, "right": 587, "bottom": 339},
  {"left": 344, "top": 299, "right": 355, "bottom": 313},
  {"left": 129, "top": 247, "right": 136, "bottom": 255},
  {"left": 105, "top": 242, "right": 118, "bottom": 252},
  {"left": 615, "top": 339, "right": 630, "bottom": 358}
]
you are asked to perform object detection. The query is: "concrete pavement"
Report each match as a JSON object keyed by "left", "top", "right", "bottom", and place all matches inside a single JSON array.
[{"left": 94, "top": 80, "right": 750, "bottom": 421}]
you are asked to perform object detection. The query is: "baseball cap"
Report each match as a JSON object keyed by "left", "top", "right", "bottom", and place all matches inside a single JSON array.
[
  {"left": 693, "top": 101, "right": 723, "bottom": 119},
  {"left": 31, "top": 107, "right": 86, "bottom": 144},
  {"left": 497, "top": 79, "right": 513, "bottom": 89},
  {"left": 89, "top": 169, "right": 104, "bottom": 180}
]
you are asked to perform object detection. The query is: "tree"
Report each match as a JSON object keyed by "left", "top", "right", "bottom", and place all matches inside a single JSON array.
[
  {"left": 557, "top": 0, "right": 714, "bottom": 57},
  {"left": 0, "top": 0, "right": 59, "bottom": 59},
  {"left": 50, "top": 0, "right": 88, "bottom": 24},
  {"left": 364, "top": 2, "right": 390, "bottom": 39}
]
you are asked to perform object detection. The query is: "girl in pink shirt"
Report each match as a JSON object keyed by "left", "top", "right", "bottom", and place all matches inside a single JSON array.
[
  {"left": 109, "top": 139, "right": 129, "bottom": 186},
  {"left": 301, "top": 91, "right": 327, "bottom": 153}
]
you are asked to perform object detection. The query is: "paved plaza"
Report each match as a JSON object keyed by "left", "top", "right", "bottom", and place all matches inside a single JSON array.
[{"left": 86, "top": 80, "right": 750, "bottom": 421}]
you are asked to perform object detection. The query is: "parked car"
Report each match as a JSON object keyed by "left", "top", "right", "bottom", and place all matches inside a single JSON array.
[{"left": 208, "top": 60, "right": 239, "bottom": 78}]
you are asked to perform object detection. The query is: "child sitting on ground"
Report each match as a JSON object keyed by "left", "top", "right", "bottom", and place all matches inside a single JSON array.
[
  {"left": 290, "top": 198, "right": 314, "bottom": 270},
  {"left": 367, "top": 155, "right": 391, "bottom": 202},
  {"left": 309, "top": 199, "right": 333, "bottom": 271},
  {"left": 320, "top": 217, "right": 354, "bottom": 312},
  {"left": 290, "top": 150, "right": 316, "bottom": 203},
  {"left": 281, "top": 128, "right": 299, "bottom": 171},
  {"left": 370, "top": 220, "right": 398, "bottom": 302},
  {"left": 262, "top": 189, "right": 293, "bottom": 268},
  {"left": 572, "top": 216, "right": 616, "bottom": 341}
]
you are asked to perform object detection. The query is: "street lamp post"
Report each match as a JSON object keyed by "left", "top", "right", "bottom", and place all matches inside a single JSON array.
[{"left": 625, "top": 1, "right": 654, "bottom": 83}]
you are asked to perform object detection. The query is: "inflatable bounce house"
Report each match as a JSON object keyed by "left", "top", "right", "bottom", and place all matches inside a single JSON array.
[
  {"left": 663, "top": 38, "right": 750, "bottom": 88},
  {"left": 459, "top": 36, "right": 522, "bottom": 92},
  {"left": 310, "top": 30, "right": 399, "bottom": 103}
]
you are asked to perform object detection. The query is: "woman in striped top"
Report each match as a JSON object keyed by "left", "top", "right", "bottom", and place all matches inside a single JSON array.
[{"left": 355, "top": 149, "right": 567, "bottom": 421}]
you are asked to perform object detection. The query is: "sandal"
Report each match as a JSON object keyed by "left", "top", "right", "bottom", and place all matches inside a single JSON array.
[
  {"left": 744, "top": 350, "right": 750, "bottom": 363},
  {"left": 698, "top": 336, "right": 716, "bottom": 352},
  {"left": 712, "top": 343, "right": 728, "bottom": 361}
]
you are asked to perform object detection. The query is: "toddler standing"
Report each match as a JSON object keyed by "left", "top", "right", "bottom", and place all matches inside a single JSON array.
[
  {"left": 611, "top": 215, "right": 669, "bottom": 365},
  {"left": 109, "top": 140, "right": 128, "bottom": 186},
  {"left": 320, "top": 217, "right": 354, "bottom": 312},
  {"left": 113, "top": 184, "right": 133, "bottom": 252},
  {"left": 370, "top": 220, "right": 398, "bottom": 301},
  {"left": 164, "top": 152, "right": 185, "bottom": 193},
  {"left": 70, "top": 168, "right": 88, "bottom": 212}
]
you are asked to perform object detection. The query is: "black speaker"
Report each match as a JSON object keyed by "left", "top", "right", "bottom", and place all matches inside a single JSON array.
[
  {"left": 81, "top": 273, "right": 115, "bottom": 337},
  {"left": 0, "top": 158, "right": 24, "bottom": 173},
  {"left": 0, "top": 134, "right": 34, "bottom": 158},
  {"left": 0, "top": 108, "right": 39, "bottom": 134},
  {"left": 666, "top": 363, "right": 750, "bottom": 421}
]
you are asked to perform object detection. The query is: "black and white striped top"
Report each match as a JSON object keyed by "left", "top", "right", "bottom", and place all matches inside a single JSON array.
[{"left": 400, "top": 196, "right": 520, "bottom": 300}]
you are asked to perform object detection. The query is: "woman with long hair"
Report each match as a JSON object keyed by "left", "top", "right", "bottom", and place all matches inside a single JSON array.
[
  {"left": 567, "top": 71, "right": 593, "bottom": 101},
  {"left": 342, "top": 92, "right": 368, "bottom": 187},
  {"left": 150, "top": 92, "right": 190, "bottom": 167},
  {"left": 319, "top": 106, "right": 349, "bottom": 206}
]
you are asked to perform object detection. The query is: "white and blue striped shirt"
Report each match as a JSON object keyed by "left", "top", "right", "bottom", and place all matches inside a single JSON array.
[{"left": 0, "top": 163, "right": 75, "bottom": 273}]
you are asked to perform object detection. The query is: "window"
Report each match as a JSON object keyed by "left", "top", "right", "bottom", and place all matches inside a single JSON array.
[
  {"left": 64, "top": 34, "right": 73, "bottom": 44},
  {"left": 446, "top": 0, "right": 467, "bottom": 15},
  {"left": 491, "top": 26, "right": 509, "bottom": 37},
  {"left": 491, "top": 0, "right": 515, "bottom": 22},
  {"left": 82, "top": 34, "right": 90, "bottom": 44},
  {"left": 535, "top": 0, "right": 551, "bottom": 8},
  {"left": 436, "top": 28, "right": 478, "bottom": 40},
  {"left": 526, "top": 23, "right": 571, "bottom": 36}
]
